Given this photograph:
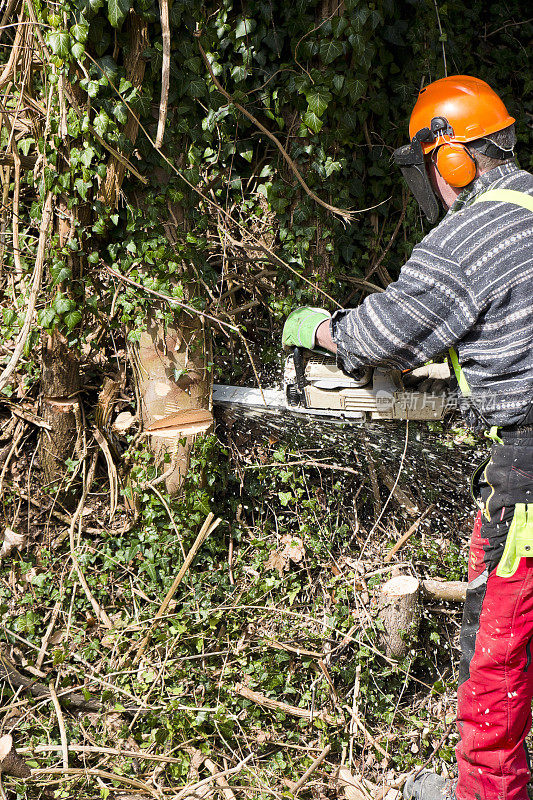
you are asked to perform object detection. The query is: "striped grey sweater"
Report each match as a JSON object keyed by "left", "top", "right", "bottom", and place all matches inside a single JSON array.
[{"left": 330, "top": 163, "right": 533, "bottom": 430}]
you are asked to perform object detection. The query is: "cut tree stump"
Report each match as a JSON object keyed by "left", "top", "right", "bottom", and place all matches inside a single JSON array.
[
  {"left": 378, "top": 575, "right": 420, "bottom": 659},
  {"left": 0, "top": 734, "right": 30, "bottom": 778}
]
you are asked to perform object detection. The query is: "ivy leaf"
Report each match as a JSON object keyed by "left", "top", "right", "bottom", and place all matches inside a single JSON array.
[
  {"left": 345, "top": 77, "right": 366, "bottom": 101},
  {"left": 71, "top": 22, "right": 89, "bottom": 43},
  {"left": 303, "top": 110, "right": 323, "bottom": 134},
  {"left": 64, "top": 311, "right": 82, "bottom": 331},
  {"left": 118, "top": 77, "right": 132, "bottom": 94},
  {"left": 71, "top": 42, "right": 85, "bottom": 59},
  {"left": 238, "top": 146, "right": 253, "bottom": 162},
  {"left": 278, "top": 491, "right": 292, "bottom": 507},
  {"left": 53, "top": 295, "right": 75, "bottom": 315},
  {"left": 113, "top": 102, "right": 128, "bottom": 124},
  {"left": 107, "top": 0, "right": 130, "bottom": 29},
  {"left": 87, "top": 80, "right": 99, "bottom": 98},
  {"left": 50, "top": 263, "right": 72, "bottom": 286},
  {"left": 231, "top": 65, "right": 248, "bottom": 83},
  {"left": 48, "top": 31, "right": 71, "bottom": 59},
  {"left": 97, "top": 55, "right": 119, "bottom": 80},
  {"left": 39, "top": 308, "right": 58, "bottom": 329},
  {"left": 333, "top": 74, "right": 345, "bottom": 93},
  {"left": 93, "top": 110, "right": 109, "bottom": 136},
  {"left": 80, "top": 146, "right": 95, "bottom": 168},
  {"left": 305, "top": 88, "right": 332, "bottom": 117},
  {"left": 74, "top": 177, "right": 90, "bottom": 200},
  {"left": 235, "top": 18, "right": 256, "bottom": 38},
  {"left": 319, "top": 40, "right": 344, "bottom": 64},
  {"left": 78, "top": 0, "right": 104, "bottom": 17},
  {"left": 187, "top": 77, "right": 206, "bottom": 97}
]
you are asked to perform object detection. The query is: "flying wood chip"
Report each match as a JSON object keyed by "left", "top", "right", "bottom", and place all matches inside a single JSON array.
[{"left": 144, "top": 409, "right": 213, "bottom": 437}]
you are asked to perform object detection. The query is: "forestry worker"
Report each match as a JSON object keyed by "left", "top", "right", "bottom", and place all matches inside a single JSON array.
[{"left": 282, "top": 75, "right": 533, "bottom": 800}]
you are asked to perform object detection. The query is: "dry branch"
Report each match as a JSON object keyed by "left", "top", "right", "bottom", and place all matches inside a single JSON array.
[
  {"left": 422, "top": 579, "right": 467, "bottom": 602},
  {"left": 234, "top": 684, "right": 338, "bottom": 726},
  {"left": 195, "top": 33, "right": 355, "bottom": 223},
  {"left": 0, "top": 648, "right": 100, "bottom": 712},
  {"left": 0, "top": 192, "right": 52, "bottom": 392},
  {"left": 155, "top": 0, "right": 170, "bottom": 147},
  {"left": 133, "top": 513, "right": 222, "bottom": 663},
  {"left": 292, "top": 744, "right": 331, "bottom": 794},
  {"left": 384, "top": 505, "right": 435, "bottom": 563}
]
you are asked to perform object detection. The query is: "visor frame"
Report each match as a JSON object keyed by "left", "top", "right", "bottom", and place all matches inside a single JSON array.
[{"left": 393, "top": 134, "right": 440, "bottom": 224}]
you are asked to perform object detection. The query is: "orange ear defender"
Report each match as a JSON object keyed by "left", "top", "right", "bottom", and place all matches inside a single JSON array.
[{"left": 435, "top": 142, "right": 477, "bottom": 187}]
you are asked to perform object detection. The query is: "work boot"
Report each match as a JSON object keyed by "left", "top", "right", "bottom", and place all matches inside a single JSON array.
[{"left": 403, "top": 771, "right": 457, "bottom": 800}]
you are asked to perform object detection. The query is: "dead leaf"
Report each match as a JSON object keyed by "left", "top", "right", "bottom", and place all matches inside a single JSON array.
[
  {"left": 337, "top": 767, "right": 368, "bottom": 800},
  {"left": 0, "top": 528, "right": 26, "bottom": 559},
  {"left": 265, "top": 550, "right": 287, "bottom": 576},
  {"left": 281, "top": 534, "right": 305, "bottom": 564}
]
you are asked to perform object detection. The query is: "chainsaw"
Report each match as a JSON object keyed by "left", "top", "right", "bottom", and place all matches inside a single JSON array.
[{"left": 213, "top": 347, "right": 451, "bottom": 424}]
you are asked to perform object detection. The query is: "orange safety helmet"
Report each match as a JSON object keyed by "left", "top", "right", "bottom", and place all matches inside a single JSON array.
[
  {"left": 409, "top": 76, "right": 515, "bottom": 154},
  {"left": 393, "top": 75, "right": 516, "bottom": 223}
]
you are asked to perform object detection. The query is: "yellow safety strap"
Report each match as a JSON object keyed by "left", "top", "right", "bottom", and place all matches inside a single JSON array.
[
  {"left": 474, "top": 188, "right": 533, "bottom": 212},
  {"left": 497, "top": 504, "right": 533, "bottom": 578},
  {"left": 485, "top": 426, "right": 504, "bottom": 446},
  {"left": 448, "top": 346, "right": 471, "bottom": 397}
]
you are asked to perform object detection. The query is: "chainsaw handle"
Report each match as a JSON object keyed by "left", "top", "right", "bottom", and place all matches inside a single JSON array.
[{"left": 292, "top": 347, "right": 308, "bottom": 408}]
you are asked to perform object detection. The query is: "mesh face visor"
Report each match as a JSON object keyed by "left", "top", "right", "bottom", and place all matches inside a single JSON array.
[{"left": 393, "top": 133, "right": 440, "bottom": 224}]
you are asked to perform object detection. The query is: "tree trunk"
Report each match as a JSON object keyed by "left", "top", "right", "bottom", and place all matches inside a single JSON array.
[
  {"left": 39, "top": 330, "right": 81, "bottom": 486},
  {"left": 377, "top": 575, "right": 420, "bottom": 659},
  {"left": 129, "top": 308, "right": 212, "bottom": 495}
]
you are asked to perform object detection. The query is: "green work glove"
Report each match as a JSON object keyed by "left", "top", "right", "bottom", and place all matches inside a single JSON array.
[{"left": 282, "top": 307, "right": 331, "bottom": 350}]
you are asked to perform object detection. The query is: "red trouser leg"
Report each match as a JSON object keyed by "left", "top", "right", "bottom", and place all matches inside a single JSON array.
[{"left": 456, "top": 509, "right": 533, "bottom": 800}]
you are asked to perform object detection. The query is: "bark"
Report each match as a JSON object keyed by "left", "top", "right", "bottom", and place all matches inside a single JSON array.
[
  {"left": 377, "top": 575, "right": 421, "bottom": 659},
  {"left": 39, "top": 330, "right": 81, "bottom": 486},
  {"left": 0, "top": 735, "right": 30, "bottom": 778},
  {"left": 129, "top": 308, "right": 212, "bottom": 495},
  {"left": 422, "top": 579, "right": 467, "bottom": 602}
]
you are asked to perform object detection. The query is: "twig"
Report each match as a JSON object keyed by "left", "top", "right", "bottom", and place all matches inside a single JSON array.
[
  {"left": 292, "top": 744, "right": 331, "bottom": 794},
  {"left": 35, "top": 601, "right": 61, "bottom": 669},
  {"left": 155, "top": 0, "right": 169, "bottom": 148},
  {"left": 29, "top": 743, "right": 182, "bottom": 763},
  {"left": 68, "top": 452, "right": 113, "bottom": 629},
  {"left": 235, "top": 684, "right": 338, "bottom": 726},
  {"left": 384, "top": 505, "right": 435, "bottom": 563},
  {"left": 363, "top": 436, "right": 381, "bottom": 515},
  {"left": 30, "top": 768, "right": 159, "bottom": 797},
  {"left": 104, "top": 264, "right": 240, "bottom": 332},
  {"left": 0, "top": 192, "right": 52, "bottom": 392},
  {"left": 347, "top": 710, "right": 389, "bottom": 758},
  {"left": 0, "top": 12, "right": 23, "bottom": 86},
  {"left": 195, "top": 33, "right": 355, "bottom": 224},
  {"left": 356, "top": 422, "right": 410, "bottom": 565},
  {"left": 243, "top": 459, "right": 357, "bottom": 474},
  {"left": 133, "top": 513, "right": 222, "bottom": 663},
  {"left": 366, "top": 199, "right": 407, "bottom": 281},
  {"left": 92, "top": 428, "right": 118, "bottom": 519},
  {"left": 432, "top": 0, "right": 447, "bottom": 76},
  {"left": 378, "top": 465, "right": 419, "bottom": 516},
  {"left": 48, "top": 682, "right": 68, "bottom": 769},
  {"left": 174, "top": 754, "right": 254, "bottom": 800}
]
